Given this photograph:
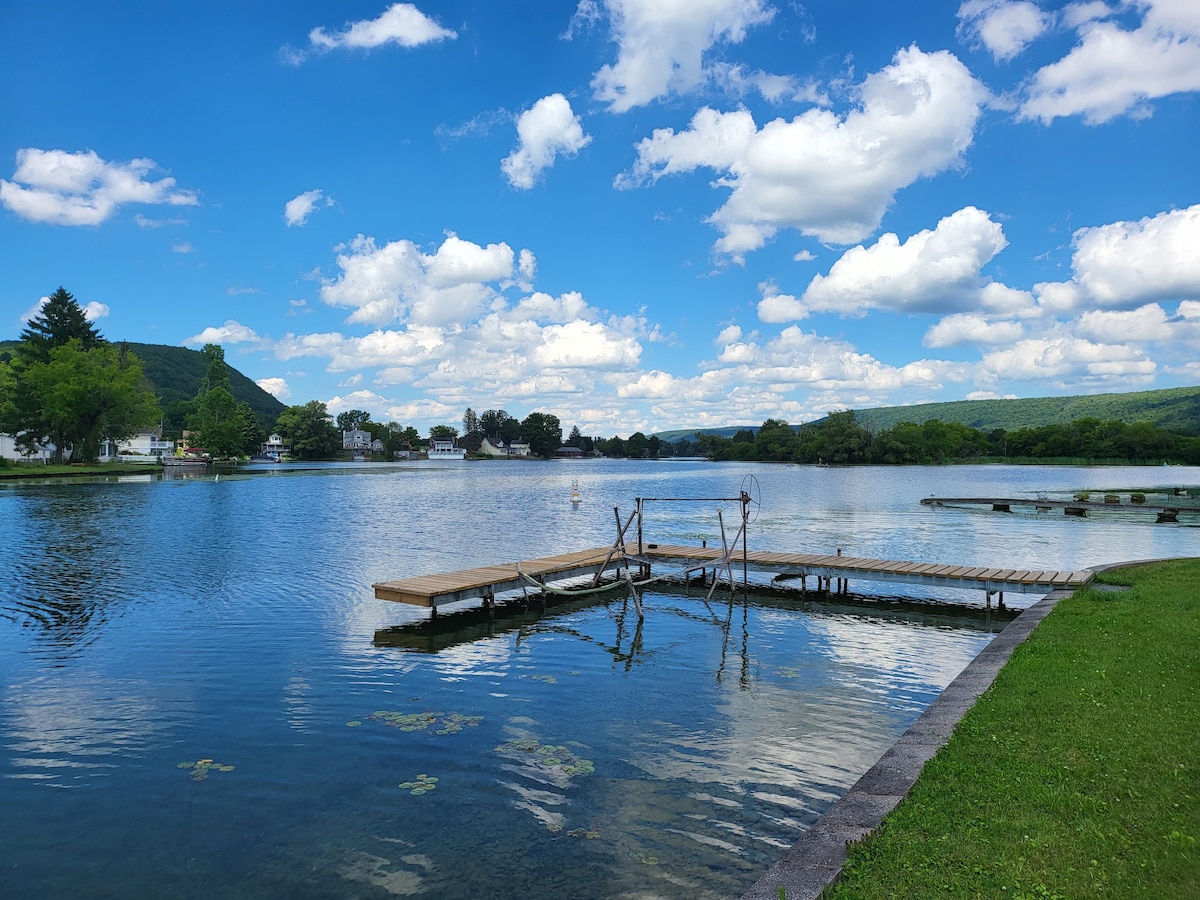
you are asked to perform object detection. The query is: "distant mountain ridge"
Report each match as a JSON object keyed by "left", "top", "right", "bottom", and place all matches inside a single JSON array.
[
  {"left": 653, "top": 385, "right": 1200, "bottom": 442},
  {"left": 0, "top": 339, "right": 285, "bottom": 428}
]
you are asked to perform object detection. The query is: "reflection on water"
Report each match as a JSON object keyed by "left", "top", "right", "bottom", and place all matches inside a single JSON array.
[{"left": 1, "top": 461, "right": 1197, "bottom": 898}]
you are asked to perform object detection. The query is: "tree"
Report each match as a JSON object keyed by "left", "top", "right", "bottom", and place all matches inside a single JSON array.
[
  {"left": 189, "top": 386, "right": 243, "bottom": 457},
  {"left": 462, "top": 407, "right": 479, "bottom": 438},
  {"left": 429, "top": 424, "right": 459, "bottom": 443},
  {"left": 479, "top": 409, "right": 511, "bottom": 441},
  {"left": 239, "top": 401, "right": 263, "bottom": 456},
  {"left": 19, "top": 287, "right": 105, "bottom": 363},
  {"left": 199, "top": 343, "right": 231, "bottom": 393},
  {"left": 520, "top": 412, "right": 562, "bottom": 458},
  {"left": 626, "top": 431, "right": 648, "bottom": 458},
  {"left": 275, "top": 401, "right": 339, "bottom": 459},
  {"left": 336, "top": 409, "right": 372, "bottom": 432},
  {"left": 25, "top": 340, "right": 159, "bottom": 463}
]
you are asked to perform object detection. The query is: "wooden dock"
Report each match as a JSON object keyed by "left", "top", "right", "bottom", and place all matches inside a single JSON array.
[
  {"left": 921, "top": 496, "right": 1187, "bottom": 522},
  {"left": 635, "top": 544, "right": 1091, "bottom": 596},
  {"left": 373, "top": 544, "right": 1092, "bottom": 611},
  {"left": 374, "top": 547, "right": 627, "bottom": 609}
]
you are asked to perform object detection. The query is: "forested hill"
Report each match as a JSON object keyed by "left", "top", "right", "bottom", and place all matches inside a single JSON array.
[
  {"left": 653, "top": 385, "right": 1200, "bottom": 441},
  {"left": 852, "top": 386, "right": 1200, "bottom": 434},
  {"left": 0, "top": 339, "right": 285, "bottom": 428}
]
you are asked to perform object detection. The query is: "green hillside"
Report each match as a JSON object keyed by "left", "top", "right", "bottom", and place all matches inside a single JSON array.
[
  {"left": 1, "top": 339, "right": 285, "bottom": 429},
  {"left": 853, "top": 386, "right": 1200, "bottom": 434},
  {"left": 653, "top": 385, "right": 1200, "bottom": 442}
]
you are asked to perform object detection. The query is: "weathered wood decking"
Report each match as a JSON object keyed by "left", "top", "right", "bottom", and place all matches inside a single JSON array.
[
  {"left": 373, "top": 544, "right": 1093, "bottom": 610},
  {"left": 373, "top": 547, "right": 624, "bottom": 608},
  {"left": 635, "top": 544, "right": 1092, "bottom": 595}
]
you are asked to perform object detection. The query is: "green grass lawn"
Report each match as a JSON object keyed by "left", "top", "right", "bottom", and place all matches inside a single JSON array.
[{"left": 828, "top": 559, "right": 1200, "bottom": 899}]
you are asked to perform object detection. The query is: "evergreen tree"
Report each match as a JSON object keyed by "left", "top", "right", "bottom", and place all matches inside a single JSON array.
[{"left": 19, "top": 287, "right": 105, "bottom": 363}]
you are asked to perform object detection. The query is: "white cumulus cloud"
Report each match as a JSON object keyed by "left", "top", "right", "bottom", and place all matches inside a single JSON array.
[
  {"left": 620, "top": 46, "right": 989, "bottom": 255},
  {"left": 0, "top": 148, "right": 198, "bottom": 226},
  {"left": 284, "top": 189, "right": 331, "bottom": 226},
  {"left": 320, "top": 232, "right": 519, "bottom": 327},
  {"left": 957, "top": 0, "right": 1051, "bottom": 62},
  {"left": 924, "top": 313, "right": 1025, "bottom": 348},
  {"left": 585, "top": 0, "right": 775, "bottom": 112},
  {"left": 184, "top": 320, "right": 263, "bottom": 346},
  {"left": 776, "top": 207, "right": 1010, "bottom": 320},
  {"left": 502, "top": 94, "right": 592, "bottom": 190},
  {"left": 256, "top": 377, "right": 291, "bottom": 401},
  {"left": 1035, "top": 203, "right": 1200, "bottom": 312},
  {"left": 291, "top": 3, "right": 456, "bottom": 63},
  {"left": 1019, "top": 0, "right": 1200, "bottom": 124}
]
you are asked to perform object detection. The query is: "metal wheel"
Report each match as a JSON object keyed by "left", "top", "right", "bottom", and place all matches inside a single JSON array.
[{"left": 740, "top": 474, "right": 762, "bottom": 524}]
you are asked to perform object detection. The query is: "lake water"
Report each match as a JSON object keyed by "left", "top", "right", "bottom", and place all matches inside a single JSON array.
[{"left": 1, "top": 460, "right": 1196, "bottom": 898}]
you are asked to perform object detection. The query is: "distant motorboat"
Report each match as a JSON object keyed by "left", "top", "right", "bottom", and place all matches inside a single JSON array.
[{"left": 570, "top": 481, "right": 582, "bottom": 505}]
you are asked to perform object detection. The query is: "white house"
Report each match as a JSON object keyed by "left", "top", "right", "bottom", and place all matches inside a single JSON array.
[
  {"left": 109, "top": 426, "right": 173, "bottom": 461},
  {"left": 261, "top": 433, "right": 289, "bottom": 458},
  {"left": 0, "top": 433, "right": 56, "bottom": 463},
  {"left": 342, "top": 428, "right": 371, "bottom": 452}
]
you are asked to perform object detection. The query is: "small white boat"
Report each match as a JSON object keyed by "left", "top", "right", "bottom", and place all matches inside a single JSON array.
[{"left": 570, "top": 481, "right": 582, "bottom": 505}]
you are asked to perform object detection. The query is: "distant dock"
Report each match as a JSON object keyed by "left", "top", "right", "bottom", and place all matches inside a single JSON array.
[{"left": 922, "top": 495, "right": 1190, "bottom": 522}]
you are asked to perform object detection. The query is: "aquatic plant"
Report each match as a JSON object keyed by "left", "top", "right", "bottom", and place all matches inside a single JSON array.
[
  {"left": 493, "top": 739, "right": 595, "bottom": 779},
  {"left": 177, "top": 758, "right": 236, "bottom": 781},
  {"left": 526, "top": 674, "right": 558, "bottom": 684},
  {"left": 366, "top": 710, "right": 482, "bottom": 734},
  {"left": 398, "top": 774, "right": 438, "bottom": 795}
]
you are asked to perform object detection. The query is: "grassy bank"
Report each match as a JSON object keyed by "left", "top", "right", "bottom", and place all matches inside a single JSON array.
[
  {"left": 828, "top": 559, "right": 1199, "bottom": 899},
  {"left": 0, "top": 461, "right": 160, "bottom": 480}
]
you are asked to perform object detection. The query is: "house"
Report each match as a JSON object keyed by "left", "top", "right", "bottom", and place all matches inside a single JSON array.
[
  {"left": 0, "top": 433, "right": 57, "bottom": 463},
  {"left": 476, "top": 437, "right": 533, "bottom": 458},
  {"left": 477, "top": 437, "right": 509, "bottom": 457},
  {"left": 371, "top": 438, "right": 385, "bottom": 454},
  {"left": 112, "top": 426, "right": 173, "bottom": 461},
  {"left": 261, "top": 433, "right": 290, "bottom": 459},
  {"left": 555, "top": 446, "right": 584, "bottom": 458},
  {"left": 342, "top": 428, "right": 371, "bottom": 452}
]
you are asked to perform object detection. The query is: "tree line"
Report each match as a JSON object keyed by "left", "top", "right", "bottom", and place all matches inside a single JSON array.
[{"left": 692, "top": 411, "right": 1200, "bottom": 465}]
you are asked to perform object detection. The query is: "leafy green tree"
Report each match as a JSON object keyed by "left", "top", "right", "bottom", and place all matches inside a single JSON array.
[
  {"left": 239, "top": 401, "right": 263, "bottom": 456},
  {"left": 27, "top": 340, "right": 159, "bottom": 463},
  {"left": 336, "top": 409, "right": 371, "bottom": 432},
  {"left": 479, "top": 409, "right": 513, "bottom": 442},
  {"left": 199, "top": 343, "right": 231, "bottom": 393},
  {"left": 626, "top": 431, "right": 648, "bottom": 458},
  {"left": 520, "top": 412, "right": 562, "bottom": 458},
  {"left": 189, "top": 386, "right": 242, "bottom": 456},
  {"left": 598, "top": 435, "right": 626, "bottom": 458},
  {"left": 646, "top": 435, "right": 661, "bottom": 458},
  {"left": 429, "top": 424, "right": 459, "bottom": 443},
  {"left": 755, "top": 418, "right": 800, "bottom": 461},
  {"left": 276, "top": 401, "right": 339, "bottom": 459}
]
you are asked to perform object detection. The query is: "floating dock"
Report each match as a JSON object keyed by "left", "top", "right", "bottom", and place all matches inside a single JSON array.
[
  {"left": 373, "top": 544, "right": 1092, "bottom": 612},
  {"left": 922, "top": 496, "right": 1188, "bottom": 522}
]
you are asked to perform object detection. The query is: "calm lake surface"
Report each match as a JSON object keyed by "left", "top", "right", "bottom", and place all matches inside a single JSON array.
[{"left": 2, "top": 460, "right": 1196, "bottom": 898}]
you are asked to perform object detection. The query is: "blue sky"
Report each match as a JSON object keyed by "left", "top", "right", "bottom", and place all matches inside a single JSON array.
[{"left": 3, "top": 1, "right": 1199, "bottom": 437}]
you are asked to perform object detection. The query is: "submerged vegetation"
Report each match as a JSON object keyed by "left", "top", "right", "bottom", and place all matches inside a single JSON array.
[{"left": 827, "top": 559, "right": 1200, "bottom": 899}]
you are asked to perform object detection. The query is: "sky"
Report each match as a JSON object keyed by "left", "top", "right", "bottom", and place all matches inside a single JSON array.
[{"left": 2, "top": 1, "right": 1199, "bottom": 438}]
